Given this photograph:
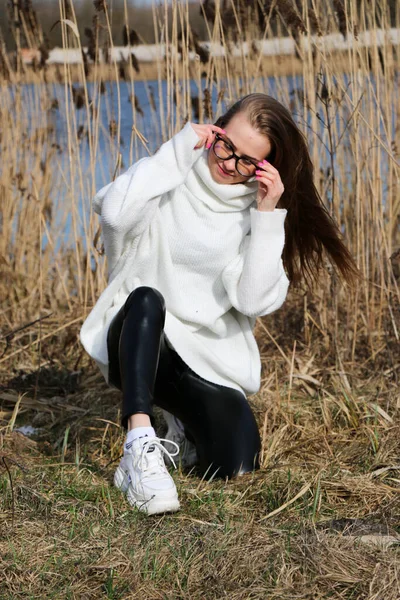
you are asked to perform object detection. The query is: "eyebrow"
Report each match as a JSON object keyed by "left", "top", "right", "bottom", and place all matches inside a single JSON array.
[{"left": 220, "top": 134, "right": 261, "bottom": 163}]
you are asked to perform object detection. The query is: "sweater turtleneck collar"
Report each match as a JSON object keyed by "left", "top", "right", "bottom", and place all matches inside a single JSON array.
[{"left": 185, "top": 151, "right": 258, "bottom": 213}]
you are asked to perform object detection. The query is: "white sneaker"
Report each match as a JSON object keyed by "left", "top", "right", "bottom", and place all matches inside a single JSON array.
[
  {"left": 114, "top": 435, "right": 180, "bottom": 515},
  {"left": 162, "top": 410, "right": 198, "bottom": 468}
]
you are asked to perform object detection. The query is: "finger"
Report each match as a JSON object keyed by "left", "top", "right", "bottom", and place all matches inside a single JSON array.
[
  {"left": 255, "top": 173, "right": 274, "bottom": 184},
  {"left": 256, "top": 175, "right": 277, "bottom": 185},
  {"left": 206, "top": 134, "right": 217, "bottom": 149},
  {"left": 195, "top": 135, "right": 208, "bottom": 149},
  {"left": 255, "top": 167, "right": 276, "bottom": 179},
  {"left": 257, "top": 160, "right": 277, "bottom": 173},
  {"left": 211, "top": 126, "right": 227, "bottom": 135},
  {"left": 206, "top": 127, "right": 223, "bottom": 147}
]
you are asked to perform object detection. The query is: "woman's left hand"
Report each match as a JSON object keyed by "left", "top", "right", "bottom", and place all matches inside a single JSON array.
[{"left": 255, "top": 160, "right": 285, "bottom": 212}]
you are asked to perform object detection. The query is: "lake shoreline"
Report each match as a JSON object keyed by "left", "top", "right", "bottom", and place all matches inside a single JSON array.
[{"left": 2, "top": 50, "right": 390, "bottom": 85}]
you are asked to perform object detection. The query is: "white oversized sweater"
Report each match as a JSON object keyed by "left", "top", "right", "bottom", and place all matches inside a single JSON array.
[{"left": 80, "top": 122, "right": 290, "bottom": 396}]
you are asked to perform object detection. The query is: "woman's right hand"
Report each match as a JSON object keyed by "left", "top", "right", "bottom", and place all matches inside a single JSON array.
[{"left": 190, "top": 123, "right": 227, "bottom": 150}]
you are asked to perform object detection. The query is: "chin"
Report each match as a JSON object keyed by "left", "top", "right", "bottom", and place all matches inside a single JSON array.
[
  {"left": 214, "top": 170, "right": 228, "bottom": 183},
  {"left": 210, "top": 166, "right": 224, "bottom": 184}
]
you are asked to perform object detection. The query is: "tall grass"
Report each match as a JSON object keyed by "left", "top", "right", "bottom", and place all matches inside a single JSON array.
[{"left": 0, "top": 0, "right": 399, "bottom": 375}]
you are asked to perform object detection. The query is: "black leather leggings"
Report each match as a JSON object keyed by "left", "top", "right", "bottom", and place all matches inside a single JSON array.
[{"left": 107, "top": 286, "right": 261, "bottom": 479}]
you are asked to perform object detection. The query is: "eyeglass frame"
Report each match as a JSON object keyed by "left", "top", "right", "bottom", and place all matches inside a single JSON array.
[{"left": 211, "top": 133, "right": 262, "bottom": 178}]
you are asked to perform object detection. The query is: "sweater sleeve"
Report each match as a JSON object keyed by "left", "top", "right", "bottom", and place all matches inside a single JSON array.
[
  {"left": 94, "top": 122, "right": 202, "bottom": 235},
  {"left": 222, "top": 207, "right": 290, "bottom": 318}
]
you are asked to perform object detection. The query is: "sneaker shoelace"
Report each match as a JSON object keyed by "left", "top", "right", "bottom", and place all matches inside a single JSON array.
[
  {"left": 139, "top": 438, "right": 180, "bottom": 476},
  {"left": 167, "top": 428, "right": 186, "bottom": 446}
]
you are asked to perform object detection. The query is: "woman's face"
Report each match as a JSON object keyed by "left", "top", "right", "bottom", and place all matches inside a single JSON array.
[{"left": 207, "top": 112, "right": 272, "bottom": 185}]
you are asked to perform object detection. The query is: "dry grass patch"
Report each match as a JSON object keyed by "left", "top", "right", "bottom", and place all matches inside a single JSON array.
[{"left": 1, "top": 315, "right": 400, "bottom": 598}]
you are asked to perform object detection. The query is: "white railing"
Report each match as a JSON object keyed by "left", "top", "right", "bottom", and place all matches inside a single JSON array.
[{"left": 20, "top": 28, "right": 400, "bottom": 65}]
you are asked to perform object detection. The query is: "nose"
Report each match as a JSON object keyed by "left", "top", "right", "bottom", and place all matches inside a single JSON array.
[{"left": 221, "top": 157, "right": 236, "bottom": 173}]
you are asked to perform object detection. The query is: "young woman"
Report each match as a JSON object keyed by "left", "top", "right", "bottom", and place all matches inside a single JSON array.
[{"left": 80, "top": 93, "right": 357, "bottom": 516}]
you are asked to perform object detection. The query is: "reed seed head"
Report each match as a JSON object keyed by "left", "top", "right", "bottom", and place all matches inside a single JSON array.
[
  {"left": 333, "top": 0, "right": 348, "bottom": 38},
  {"left": 203, "top": 88, "right": 213, "bottom": 120},
  {"left": 93, "top": 0, "right": 107, "bottom": 14}
]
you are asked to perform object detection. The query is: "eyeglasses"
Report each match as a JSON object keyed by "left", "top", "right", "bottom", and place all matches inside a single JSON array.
[{"left": 212, "top": 134, "right": 260, "bottom": 177}]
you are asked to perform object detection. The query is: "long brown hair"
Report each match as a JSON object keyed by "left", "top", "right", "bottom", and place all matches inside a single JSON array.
[{"left": 215, "top": 93, "right": 358, "bottom": 286}]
